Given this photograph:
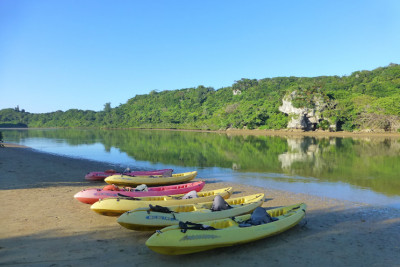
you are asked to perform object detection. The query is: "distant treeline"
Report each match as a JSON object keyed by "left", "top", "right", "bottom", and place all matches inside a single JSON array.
[{"left": 1, "top": 64, "right": 400, "bottom": 131}]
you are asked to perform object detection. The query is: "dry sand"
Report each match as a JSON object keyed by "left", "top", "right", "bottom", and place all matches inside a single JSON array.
[{"left": 0, "top": 144, "right": 400, "bottom": 267}]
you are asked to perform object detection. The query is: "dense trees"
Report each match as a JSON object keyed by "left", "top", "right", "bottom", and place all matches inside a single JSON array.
[{"left": 1, "top": 64, "right": 399, "bottom": 131}]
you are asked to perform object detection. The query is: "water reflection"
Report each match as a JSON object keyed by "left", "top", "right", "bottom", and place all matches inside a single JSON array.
[
  {"left": 278, "top": 137, "right": 321, "bottom": 169},
  {"left": 276, "top": 136, "right": 400, "bottom": 196},
  {"left": 3, "top": 129, "right": 400, "bottom": 199}
]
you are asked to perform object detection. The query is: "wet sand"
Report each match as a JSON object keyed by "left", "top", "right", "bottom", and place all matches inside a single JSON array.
[{"left": 0, "top": 144, "right": 399, "bottom": 266}]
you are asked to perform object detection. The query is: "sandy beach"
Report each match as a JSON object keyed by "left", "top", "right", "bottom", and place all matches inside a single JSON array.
[{"left": 1, "top": 144, "right": 400, "bottom": 267}]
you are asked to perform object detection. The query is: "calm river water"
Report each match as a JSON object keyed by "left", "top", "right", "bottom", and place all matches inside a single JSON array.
[{"left": 3, "top": 128, "right": 400, "bottom": 208}]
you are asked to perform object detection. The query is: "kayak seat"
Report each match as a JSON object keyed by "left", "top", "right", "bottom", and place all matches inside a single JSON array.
[
  {"left": 182, "top": 190, "right": 198, "bottom": 199},
  {"left": 211, "top": 195, "right": 232, "bottom": 212},
  {"left": 239, "top": 207, "right": 278, "bottom": 227},
  {"left": 135, "top": 184, "right": 148, "bottom": 192}
]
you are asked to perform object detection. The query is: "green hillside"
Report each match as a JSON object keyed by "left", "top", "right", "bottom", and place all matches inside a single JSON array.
[{"left": 1, "top": 64, "right": 399, "bottom": 132}]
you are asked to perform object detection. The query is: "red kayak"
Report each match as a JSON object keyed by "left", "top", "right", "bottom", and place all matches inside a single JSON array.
[
  {"left": 85, "top": 169, "right": 173, "bottom": 181},
  {"left": 74, "top": 181, "right": 205, "bottom": 204}
]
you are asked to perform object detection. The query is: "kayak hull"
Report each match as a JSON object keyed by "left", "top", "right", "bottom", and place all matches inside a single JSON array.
[
  {"left": 90, "top": 187, "right": 233, "bottom": 216},
  {"left": 104, "top": 171, "right": 197, "bottom": 186},
  {"left": 85, "top": 169, "right": 173, "bottom": 181},
  {"left": 74, "top": 181, "right": 206, "bottom": 204},
  {"left": 146, "top": 203, "right": 306, "bottom": 255},
  {"left": 117, "top": 193, "right": 265, "bottom": 231}
]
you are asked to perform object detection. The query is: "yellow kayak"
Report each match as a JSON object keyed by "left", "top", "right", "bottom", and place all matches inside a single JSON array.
[
  {"left": 104, "top": 171, "right": 197, "bottom": 186},
  {"left": 91, "top": 187, "right": 233, "bottom": 216},
  {"left": 146, "top": 203, "right": 306, "bottom": 255},
  {"left": 117, "top": 193, "right": 265, "bottom": 231}
]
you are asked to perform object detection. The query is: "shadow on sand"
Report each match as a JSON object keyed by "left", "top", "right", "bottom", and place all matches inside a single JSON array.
[{"left": 1, "top": 205, "right": 399, "bottom": 267}]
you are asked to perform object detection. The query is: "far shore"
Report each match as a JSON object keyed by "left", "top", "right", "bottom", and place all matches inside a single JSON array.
[
  {"left": 217, "top": 128, "right": 400, "bottom": 138},
  {"left": 2, "top": 127, "right": 400, "bottom": 139}
]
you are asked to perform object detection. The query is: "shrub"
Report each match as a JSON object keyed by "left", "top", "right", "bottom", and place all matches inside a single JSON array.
[
  {"left": 342, "top": 121, "right": 355, "bottom": 132},
  {"left": 317, "top": 120, "right": 330, "bottom": 130}
]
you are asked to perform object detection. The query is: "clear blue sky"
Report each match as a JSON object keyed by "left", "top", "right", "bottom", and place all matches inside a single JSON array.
[{"left": 1, "top": 0, "right": 400, "bottom": 113}]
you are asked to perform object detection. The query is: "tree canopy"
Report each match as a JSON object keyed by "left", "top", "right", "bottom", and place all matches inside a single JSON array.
[{"left": 1, "top": 64, "right": 399, "bottom": 132}]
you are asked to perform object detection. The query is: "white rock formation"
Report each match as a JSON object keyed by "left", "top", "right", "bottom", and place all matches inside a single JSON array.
[{"left": 279, "top": 91, "right": 327, "bottom": 131}]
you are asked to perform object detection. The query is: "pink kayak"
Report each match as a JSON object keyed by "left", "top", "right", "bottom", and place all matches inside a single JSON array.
[
  {"left": 85, "top": 169, "right": 173, "bottom": 181},
  {"left": 74, "top": 181, "right": 205, "bottom": 204}
]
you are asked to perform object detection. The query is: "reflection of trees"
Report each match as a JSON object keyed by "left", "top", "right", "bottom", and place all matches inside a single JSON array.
[
  {"left": 279, "top": 137, "right": 319, "bottom": 169},
  {"left": 5, "top": 129, "right": 400, "bottom": 196},
  {"left": 278, "top": 136, "right": 400, "bottom": 195},
  {"left": 278, "top": 137, "right": 338, "bottom": 174},
  {"left": 4, "top": 129, "right": 287, "bottom": 171}
]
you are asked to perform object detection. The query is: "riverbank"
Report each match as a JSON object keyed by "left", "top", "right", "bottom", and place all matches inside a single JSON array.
[
  {"left": 223, "top": 128, "right": 400, "bottom": 138},
  {"left": 3, "top": 127, "right": 400, "bottom": 139},
  {"left": 0, "top": 145, "right": 399, "bottom": 266},
  {"left": 120, "top": 127, "right": 400, "bottom": 138}
]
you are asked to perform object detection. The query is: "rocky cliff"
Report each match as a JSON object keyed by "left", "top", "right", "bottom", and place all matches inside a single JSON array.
[{"left": 279, "top": 91, "right": 335, "bottom": 131}]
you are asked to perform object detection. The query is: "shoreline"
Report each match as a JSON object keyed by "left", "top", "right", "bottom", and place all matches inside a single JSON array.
[
  {"left": 2, "top": 127, "right": 400, "bottom": 138},
  {"left": 1, "top": 146, "right": 400, "bottom": 266},
  {"left": 222, "top": 128, "right": 400, "bottom": 138}
]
